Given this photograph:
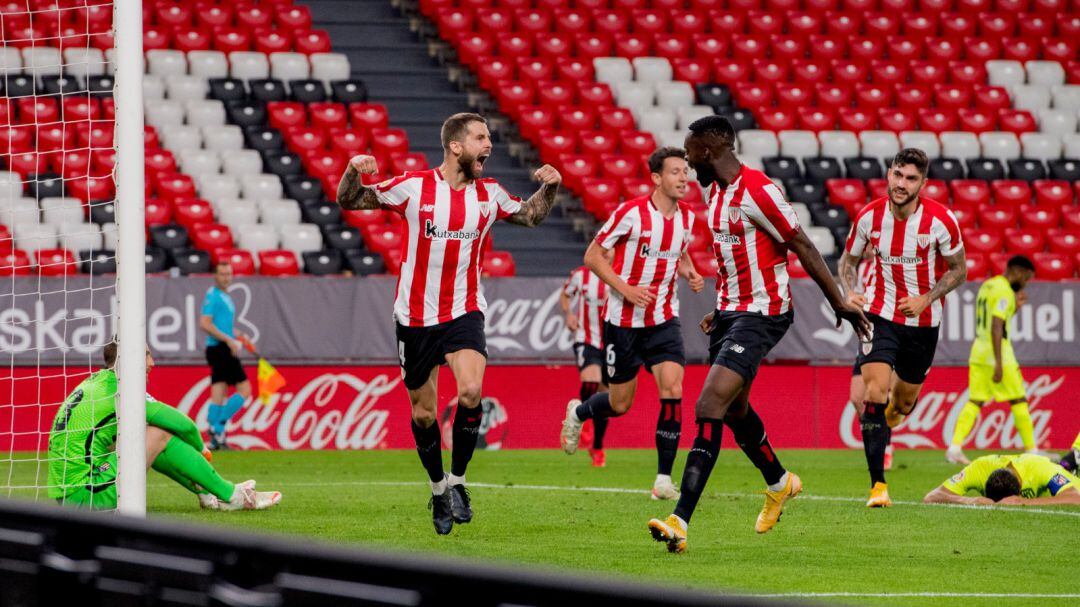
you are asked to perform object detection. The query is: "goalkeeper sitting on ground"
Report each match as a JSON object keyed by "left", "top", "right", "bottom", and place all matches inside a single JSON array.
[
  {"left": 47, "top": 340, "right": 281, "bottom": 511},
  {"left": 923, "top": 453, "right": 1080, "bottom": 506}
]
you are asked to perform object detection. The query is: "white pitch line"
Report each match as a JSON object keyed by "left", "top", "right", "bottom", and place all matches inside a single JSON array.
[
  {"left": 749, "top": 593, "right": 1080, "bottom": 599},
  {"left": 172, "top": 479, "right": 1080, "bottom": 519}
]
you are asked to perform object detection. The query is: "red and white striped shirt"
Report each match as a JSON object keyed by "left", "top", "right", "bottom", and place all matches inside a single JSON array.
[
  {"left": 844, "top": 196, "right": 964, "bottom": 328},
  {"left": 562, "top": 266, "right": 607, "bottom": 348},
  {"left": 595, "top": 195, "right": 694, "bottom": 328},
  {"left": 375, "top": 168, "right": 522, "bottom": 327},
  {"left": 709, "top": 165, "right": 802, "bottom": 315}
]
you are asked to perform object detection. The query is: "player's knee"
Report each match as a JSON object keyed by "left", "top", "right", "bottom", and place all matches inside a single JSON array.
[
  {"left": 457, "top": 382, "right": 482, "bottom": 408},
  {"left": 609, "top": 397, "right": 632, "bottom": 415},
  {"left": 411, "top": 409, "right": 437, "bottom": 427},
  {"left": 724, "top": 399, "right": 749, "bottom": 421},
  {"left": 658, "top": 387, "right": 682, "bottom": 399}
]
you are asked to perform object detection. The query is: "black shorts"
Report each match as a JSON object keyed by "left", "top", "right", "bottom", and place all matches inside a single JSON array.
[
  {"left": 855, "top": 313, "right": 940, "bottom": 385},
  {"left": 205, "top": 343, "right": 247, "bottom": 385},
  {"left": 708, "top": 310, "right": 793, "bottom": 383},
  {"left": 573, "top": 343, "right": 603, "bottom": 371},
  {"left": 396, "top": 311, "right": 487, "bottom": 391},
  {"left": 852, "top": 359, "right": 862, "bottom": 376},
  {"left": 602, "top": 319, "right": 685, "bottom": 385}
]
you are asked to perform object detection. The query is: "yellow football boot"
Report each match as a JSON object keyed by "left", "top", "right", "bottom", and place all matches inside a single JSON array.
[
  {"left": 755, "top": 472, "right": 803, "bottom": 534},
  {"left": 866, "top": 482, "right": 892, "bottom": 508},
  {"left": 648, "top": 515, "right": 687, "bottom": 553}
]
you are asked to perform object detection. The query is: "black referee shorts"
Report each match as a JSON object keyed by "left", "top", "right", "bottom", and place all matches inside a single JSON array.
[
  {"left": 708, "top": 310, "right": 793, "bottom": 383},
  {"left": 205, "top": 343, "right": 248, "bottom": 386},
  {"left": 396, "top": 311, "right": 487, "bottom": 391}
]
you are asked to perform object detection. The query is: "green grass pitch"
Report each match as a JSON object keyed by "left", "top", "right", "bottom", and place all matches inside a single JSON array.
[{"left": 5, "top": 449, "right": 1077, "bottom": 607}]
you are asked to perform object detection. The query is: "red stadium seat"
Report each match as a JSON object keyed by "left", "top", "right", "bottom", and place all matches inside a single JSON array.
[
  {"left": 67, "top": 176, "right": 114, "bottom": 203},
  {"left": 574, "top": 33, "right": 614, "bottom": 60},
  {"left": 708, "top": 12, "right": 747, "bottom": 36},
  {"left": 771, "top": 35, "right": 808, "bottom": 62},
  {"left": 965, "top": 252, "right": 989, "bottom": 279},
  {"left": 213, "top": 249, "right": 256, "bottom": 276},
  {"left": 143, "top": 25, "right": 171, "bottom": 50},
  {"left": 798, "top": 107, "right": 837, "bottom": 132},
  {"left": 348, "top": 103, "right": 390, "bottom": 133},
  {"left": 0, "top": 249, "right": 30, "bottom": 276},
  {"left": 923, "top": 179, "right": 950, "bottom": 203},
  {"left": 557, "top": 154, "right": 598, "bottom": 192},
  {"left": 597, "top": 106, "right": 634, "bottom": 132},
  {"left": 1000, "top": 37, "right": 1039, "bottom": 62},
  {"left": 672, "top": 10, "right": 709, "bottom": 34},
  {"left": 285, "top": 126, "right": 327, "bottom": 153},
  {"left": 934, "top": 83, "right": 974, "bottom": 109},
  {"left": 593, "top": 9, "right": 629, "bottom": 35},
  {"left": 885, "top": 36, "right": 924, "bottom": 61},
  {"left": 555, "top": 57, "right": 593, "bottom": 81},
  {"left": 556, "top": 106, "right": 595, "bottom": 132},
  {"left": 496, "top": 32, "right": 533, "bottom": 61},
  {"left": 746, "top": 11, "right": 784, "bottom": 35},
  {"left": 691, "top": 34, "right": 730, "bottom": 60},
  {"left": 213, "top": 27, "right": 251, "bottom": 53},
  {"left": 838, "top": 109, "right": 878, "bottom": 132},
  {"left": 173, "top": 27, "right": 212, "bottom": 52},
  {"left": 951, "top": 180, "right": 992, "bottom": 207},
  {"left": 977, "top": 203, "right": 1018, "bottom": 230},
  {"left": 1033, "top": 252, "right": 1075, "bottom": 280},
  {"left": 343, "top": 209, "right": 389, "bottom": 230},
  {"left": 832, "top": 60, "right": 869, "bottom": 85},
  {"left": 477, "top": 8, "right": 515, "bottom": 33},
  {"left": 515, "top": 8, "right": 553, "bottom": 33},
  {"left": 826, "top": 179, "right": 868, "bottom": 214},
  {"left": 599, "top": 154, "right": 640, "bottom": 181},
  {"left": 537, "top": 81, "right": 575, "bottom": 108},
  {"left": 276, "top": 5, "right": 312, "bottom": 30},
  {"left": 973, "top": 85, "right": 1012, "bottom": 111},
  {"left": 306, "top": 151, "right": 347, "bottom": 182},
  {"left": 1033, "top": 180, "right": 1074, "bottom": 207},
  {"left": 581, "top": 178, "right": 620, "bottom": 215},
  {"left": 791, "top": 59, "right": 830, "bottom": 84},
  {"left": 926, "top": 38, "right": 963, "bottom": 62},
  {"left": 865, "top": 13, "right": 901, "bottom": 37},
  {"left": 328, "top": 128, "right": 367, "bottom": 157},
  {"left": 918, "top": 108, "right": 958, "bottom": 133},
  {"left": 389, "top": 153, "right": 427, "bottom": 174},
  {"left": 536, "top": 33, "right": 572, "bottom": 59},
  {"left": 757, "top": 108, "right": 799, "bottom": 131},
  {"left": 174, "top": 199, "right": 215, "bottom": 230},
  {"left": 776, "top": 84, "right": 814, "bottom": 109},
  {"left": 878, "top": 108, "right": 918, "bottom": 132},
  {"left": 255, "top": 30, "right": 292, "bottom": 55},
  {"left": 362, "top": 224, "right": 403, "bottom": 256},
  {"left": 731, "top": 34, "right": 770, "bottom": 60},
  {"left": 369, "top": 129, "right": 409, "bottom": 159},
  {"left": 964, "top": 227, "right": 1004, "bottom": 254},
  {"left": 621, "top": 178, "right": 653, "bottom": 199},
  {"left": 619, "top": 131, "right": 656, "bottom": 157},
  {"left": 672, "top": 58, "right": 711, "bottom": 86},
  {"left": 950, "top": 206, "right": 977, "bottom": 230},
  {"left": 517, "top": 106, "right": 556, "bottom": 143},
  {"left": 267, "top": 101, "right": 307, "bottom": 130},
  {"left": 579, "top": 131, "right": 619, "bottom": 159},
  {"left": 949, "top": 61, "right": 988, "bottom": 86},
  {"left": 991, "top": 180, "right": 1032, "bottom": 207},
  {"left": 733, "top": 83, "right": 774, "bottom": 109},
  {"left": 517, "top": 57, "right": 553, "bottom": 82},
  {"left": 713, "top": 60, "right": 752, "bottom": 84},
  {"left": 309, "top": 103, "right": 348, "bottom": 130},
  {"left": 998, "top": 109, "right": 1038, "bottom": 134},
  {"left": 576, "top": 83, "right": 613, "bottom": 107},
  {"left": 787, "top": 12, "right": 824, "bottom": 36},
  {"left": 156, "top": 173, "right": 197, "bottom": 201},
  {"left": 145, "top": 199, "right": 172, "bottom": 226},
  {"left": 35, "top": 249, "right": 77, "bottom": 276},
  {"left": 258, "top": 250, "right": 300, "bottom": 276},
  {"left": 539, "top": 132, "right": 577, "bottom": 165},
  {"left": 815, "top": 82, "right": 854, "bottom": 107},
  {"left": 855, "top": 83, "right": 894, "bottom": 111},
  {"left": 1018, "top": 204, "right": 1060, "bottom": 230},
  {"left": 481, "top": 251, "right": 516, "bottom": 277},
  {"left": 236, "top": 5, "right": 274, "bottom": 30},
  {"left": 691, "top": 251, "right": 719, "bottom": 277},
  {"left": 63, "top": 97, "right": 102, "bottom": 121},
  {"left": 145, "top": 148, "right": 177, "bottom": 174},
  {"left": 957, "top": 108, "right": 998, "bottom": 133},
  {"left": 1047, "top": 228, "right": 1080, "bottom": 255},
  {"left": 1003, "top": 227, "right": 1045, "bottom": 255}
]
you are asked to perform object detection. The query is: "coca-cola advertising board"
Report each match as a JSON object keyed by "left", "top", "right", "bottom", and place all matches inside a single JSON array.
[{"left": 4, "top": 365, "right": 1078, "bottom": 452}]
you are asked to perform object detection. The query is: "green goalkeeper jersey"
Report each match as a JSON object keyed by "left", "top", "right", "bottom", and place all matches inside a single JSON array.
[{"left": 46, "top": 369, "right": 204, "bottom": 499}]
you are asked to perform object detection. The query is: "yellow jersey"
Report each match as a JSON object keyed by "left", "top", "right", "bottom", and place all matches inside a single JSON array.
[
  {"left": 969, "top": 275, "right": 1018, "bottom": 367},
  {"left": 943, "top": 454, "right": 1077, "bottom": 498}
]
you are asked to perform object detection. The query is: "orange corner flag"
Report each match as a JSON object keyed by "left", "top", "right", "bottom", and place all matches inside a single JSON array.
[{"left": 257, "top": 358, "right": 286, "bottom": 404}]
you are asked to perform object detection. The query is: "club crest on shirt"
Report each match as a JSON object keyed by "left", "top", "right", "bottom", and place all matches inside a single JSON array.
[
  {"left": 916, "top": 234, "right": 932, "bottom": 249},
  {"left": 479, "top": 200, "right": 492, "bottom": 217},
  {"left": 871, "top": 230, "right": 881, "bottom": 239},
  {"left": 861, "top": 341, "right": 873, "bottom": 355},
  {"left": 728, "top": 207, "right": 743, "bottom": 223}
]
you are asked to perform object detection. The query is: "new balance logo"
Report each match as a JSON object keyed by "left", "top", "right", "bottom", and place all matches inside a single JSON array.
[
  {"left": 728, "top": 344, "right": 745, "bottom": 354},
  {"left": 420, "top": 204, "right": 436, "bottom": 212}
]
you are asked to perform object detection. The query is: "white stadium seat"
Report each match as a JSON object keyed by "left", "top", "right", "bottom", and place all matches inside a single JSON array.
[
  {"left": 260, "top": 200, "right": 302, "bottom": 226},
  {"left": 0, "top": 46, "right": 22, "bottom": 74},
  {"left": 778, "top": 130, "right": 820, "bottom": 159},
  {"left": 101, "top": 222, "right": 118, "bottom": 251},
  {"left": 940, "top": 131, "right": 981, "bottom": 159},
  {"left": 1052, "top": 85, "right": 1080, "bottom": 112},
  {"left": 269, "top": 52, "right": 310, "bottom": 81},
  {"left": 1037, "top": 109, "right": 1078, "bottom": 134},
  {"left": 859, "top": 131, "right": 900, "bottom": 159},
  {"left": 41, "top": 198, "right": 84, "bottom": 226},
  {"left": 637, "top": 107, "right": 676, "bottom": 135},
  {"left": 228, "top": 51, "right": 270, "bottom": 80},
  {"left": 790, "top": 202, "right": 812, "bottom": 227},
  {"left": 222, "top": 151, "right": 264, "bottom": 177},
  {"left": 1063, "top": 134, "right": 1080, "bottom": 159},
  {"left": 1010, "top": 84, "right": 1052, "bottom": 112},
  {"left": 179, "top": 150, "right": 222, "bottom": 176},
  {"left": 676, "top": 105, "right": 713, "bottom": 131},
  {"left": 0, "top": 197, "right": 38, "bottom": 226},
  {"left": 1025, "top": 61, "right": 1065, "bottom": 87},
  {"left": 63, "top": 48, "right": 107, "bottom": 78},
  {"left": 185, "top": 100, "right": 227, "bottom": 128},
  {"left": 612, "top": 81, "right": 654, "bottom": 112},
  {"left": 187, "top": 50, "right": 229, "bottom": 79},
  {"left": 738, "top": 130, "right": 779, "bottom": 158},
  {"left": 0, "top": 172, "right": 25, "bottom": 200},
  {"left": 203, "top": 125, "right": 245, "bottom": 152},
  {"left": 241, "top": 175, "right": 283, "bottom": 200},
  {"left": 197, "top": 174, "right": 242, "bottom": 202},
  {"left": 986, "top": 60, "right": 1026, "bottom": 88},
  {"left": 21, "top": 46, "right": 61, "bottom": 78},
  {"left": 59, "top": 222, "right": 103, "bottom": 253},
  {"left": 655, "top": 81, "right": 694, "bottom": 110},
  {"left": 281, "top": 224, "right": 322, "bottom": 256},
  {"left": 218, "top": 205, "right": 260, "bottom": 232},
  {"left": 1020, "top": 133, "right": 1062, "bottom": 161},
  {"left": 165, "top": 75, "right": 208, "bottom": 103},
  {"left": 818, "top": 131, "right": 859, "bottom": 159},
  {"left": 158, "top": 125, "right": 203, "bottom": 152},
  {"left": 13, "top": 223, "right": 58, "bottom": 251},
  {"left": 238, "top": 223, "right": 279, "bottom": 252},
  {"left": 979, "top": 132, "right": 1021, "bottom": 161},
  {"left": 899, "top": 131, "right": 941, "bottom": 159},
  {"left": 593, "top": 57, "right": 633, "bottom": 86},
  {"left": 142, "top": 74, "right": 166, "bottom": 101},
  {"left": 632, "top": 57, "right": 672, "bottom": 84},
  {"left": 804, "top": 226, "right": 837, "bottom": 256},
  {"left": 146, "top": 49, "right": 187, "bottom": 77},
  {"left": 655, "top": 130, "right": 684, "bottom": 149},
  {"left": 309, "top": 53, "right": 351, "bottom": 84},
  {"left": 145, "top": 101, "right": 185, "bottom": 129}
]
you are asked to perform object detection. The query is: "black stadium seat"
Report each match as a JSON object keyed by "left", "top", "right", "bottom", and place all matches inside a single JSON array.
[
  {"left": 762, "top": 156, "right": 802, "bottom": 181},
  {"left": 80, "top": 249, "right": 116, "bottom": 275},
  {"left": 208, "top": 78, "right": 247, "bottom": 102},
  {"left": 27, "top": 173, "right": 64, "bottom": 199},
  {"left": 696, "top": 83, "right": 732, "bottom": 111},
  {"left": 803, "top": 157, "right": 843, "bottom": 184},
  {"left": 810, "top": 206, "right": 850, "bottom": 231},
  {"left": 303, "top": 250, "right": 344, "bottom": 275},
  {"left": 323, "top": 226, "right": 364, "bottom": 252},
  {"left": 283, "top": 175, "right": 324, "bottom": 202},
  {"left": 290, "top": 79, "right": 327, "bottom": 103},
  {"left": 150, "top": 224, "right": 189, "bottom": 250},
  {"left": 89, "top": 200, "right": 115, "bottom": 225},
  {"left": 226, "top": 100, "right": 267, "bottom": 127},
  {"left": 244, "top": 126, "right": 284, "bottom": 152},
  {"left": 1008, "top": 158, "right": 1046, "bottom": 181},
  {"left": 330, "top": 79, "right": 367, "bottom": 104},
  {"left": 844, "top": 157, "right": 883, "bottom": 180},
  {"left": 1048, "top": 158, "right": 1080, "bottom": 182},
  {"left": 40, "top": 75, "right": 84, "bottom": 95},
  {"left": 262, "top": 150, "right": 304, "bottom": 177},
  {"left": 145, "top": 246, "right": 169, "bottom": 273},
  {"left": 783, "top": 180, "right": 826, "bottom": 206},
  {"left": 301, "top": 201, "right": 342, "bottom": 227},
  {"left": 1, "top": 75, "right": 34, "bottom": 97},
  {"left": 345, "top": 251, "right": 384, "bottom": 276},
  {"left": 87, "top": 75, "right": 114, "bottom": 97},
  {"left": 172, "top": 249, "right": 212, "bottom": 274},
  {"left": 929, "top": 157, "right": 965, "bottom": 181},
  {"left": 966, "top": 158, "right": 1005, "bottom": 181},
  {"left": 718, "top": 107, "right": 755, "bottom": 131},
  {"left": 249, "top": 78, "right": 288, "bottom": 102}
]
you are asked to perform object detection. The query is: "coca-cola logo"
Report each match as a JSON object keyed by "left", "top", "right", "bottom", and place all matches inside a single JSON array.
[
  {"left": 176, "top": 372, "right": 400, "bottom": 450},
  {"left": 839, "top": 373, "right": 1062, "bottom": 449},
  {"left": 484, "top": 289, "right": 574, "bottom": 353}
]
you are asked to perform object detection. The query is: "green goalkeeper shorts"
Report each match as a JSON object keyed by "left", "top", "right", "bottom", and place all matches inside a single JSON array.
[{"left": 56, "top": 453, "right": 118, "bottom": 510}]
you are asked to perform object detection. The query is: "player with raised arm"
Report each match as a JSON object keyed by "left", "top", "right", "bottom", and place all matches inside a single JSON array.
[
  {"left": 560, "top": 264, "right": 609, "bottom": 466},
  {"left": 648, "top": 117, "right": 869, "bottom": 553},
  {"left": 47, "top": 341, "right": 281, "bottom": 511},
  {"left": 559, "top": 147, "right": 704, "bottom": 500},
  {"left": 923, "top": 453, "right": 1080, "bottom": 506},
  {"left": 335, "top": 113, "right": 561, "bottom": 535},
  {"left": 838, "top": 148, "right": 967, "bottom": 508},
  {"left": 947, "top": 255, "right": 1037, "bottom": 465},
  {"left": 200, "top": 261, "right": 252, "bottom": 450}
]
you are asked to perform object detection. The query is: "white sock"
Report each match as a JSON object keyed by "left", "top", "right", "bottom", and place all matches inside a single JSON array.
[
  {"left": 448, "top": 473, "right": 465, "bottom": 487},
  {"left": 655, "top": 474, "right": 672, "bottom": 486},
  {"left": 570, "top": 405, "right": 582, "bottom": 423},
  {"left": 673, "top": 514, "right": 687, "bottom": 530},
  {"left": 767, "top": 471, "right": 789, "bottom": 493},
  {"left": 430, "top": 478, "right": 447, "bottom": 496}
]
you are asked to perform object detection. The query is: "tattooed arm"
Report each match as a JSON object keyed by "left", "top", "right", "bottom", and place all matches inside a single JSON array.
[
  {"left": 837, "top": 253, "right": 867, "bottom": 308},
  {"left": 336, "top": 155, "right": 381, "bottom": 211},
  {"left": 898, "top": 249, "right": 967, "bottom": 318},
  {"left": 505, "top": 164, "right": 562, "bottom": 227}
]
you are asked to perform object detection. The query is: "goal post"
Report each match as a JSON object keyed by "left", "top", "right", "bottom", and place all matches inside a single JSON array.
[{"left": 114, "top": 0, "right": 146, "bottom": 516}]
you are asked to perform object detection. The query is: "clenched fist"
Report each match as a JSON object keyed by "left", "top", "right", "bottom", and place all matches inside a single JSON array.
[
  {"left": 534, "top": 164, "right": 562, "bottom": 185},
  {"left": 348, "top": 155, "right": 380, "bottom": 175}
]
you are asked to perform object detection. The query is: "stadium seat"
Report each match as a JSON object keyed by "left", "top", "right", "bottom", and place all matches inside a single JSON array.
[
  {"left": 965, "top": 252, "right": 989, "bottom": 279},
  {"left": 1047, "top": 228, "right": 1080, "bottom": 256},
  {"left": 303, "top": 250, "right": 344, "bottom": 275},
  {"left": 1003, "top": 227, "right": 1045, "bottom": 255},
  {"left": 345, "top": 251, "right": 385, "bottom": 276},
  {"left": 482, "top": 251, "right": 517, "bottom": 277},
  {"left": 258, "top": 249, "right": 300, "bottom": 275},
  {"left": 191, "top": 223, "right": 234, "bottom": 251},
  {"left": 991, "top": 180, "right": 1033, "bottom": 207},
  {"left": 965, "top": 228, "right": 1005, "bottom": 254},
  {"left": 1033, "top": 252, "right": 1075, "bottom": 280},
  {"left": 35, "top": 248, "right": 77, "bottom": 276},
  {"left": 213, "top": 249, "right": 257, "bottom": 275},
  {"left": 978, "top": 203, "right": 1018, "bottom": 230},
  {"left": 1018, "top": 204, "right": 1060, "bottom": 230}
]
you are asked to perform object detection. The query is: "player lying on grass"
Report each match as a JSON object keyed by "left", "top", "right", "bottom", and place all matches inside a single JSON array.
[
  {"left": 47, "top": 340, "right": 281, "bottom": 511},
  {"left": 923, "top": 453, "right": 1080, "bottom": 506}
]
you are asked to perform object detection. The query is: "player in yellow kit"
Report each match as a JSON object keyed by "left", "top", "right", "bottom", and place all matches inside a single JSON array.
[
  {"left": 1060, "top": 433, "right": 1080, "bottom": 473},
  {"left": 923, "top": 453, "right": 1080, "bottom": 505},
  {"left": 947, "top": 256, "right": 1037, "bottom": 465}
]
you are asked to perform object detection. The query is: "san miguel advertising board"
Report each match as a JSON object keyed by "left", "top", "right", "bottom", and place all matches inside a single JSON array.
[{"left": 4, "top": 365, "right": 1078, "bottom": 452}]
